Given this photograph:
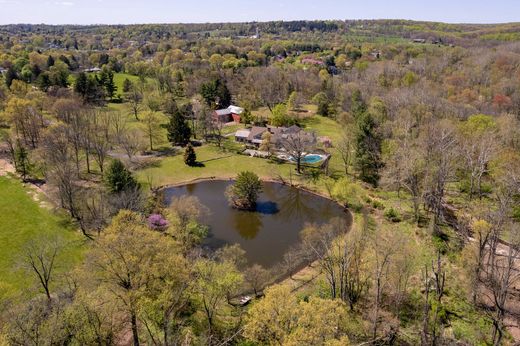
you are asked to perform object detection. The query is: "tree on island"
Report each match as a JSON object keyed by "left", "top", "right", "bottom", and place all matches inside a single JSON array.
[
  {"left": 184, "top": 143, "right": 197, "bottom": 166},
  {"left": 226, "top": 171, "right": 263, "bottom": 210}
]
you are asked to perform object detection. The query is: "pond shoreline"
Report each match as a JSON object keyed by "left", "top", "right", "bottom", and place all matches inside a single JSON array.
[{"left": 157, "top": 177, "right": 353, "bottom": 295}]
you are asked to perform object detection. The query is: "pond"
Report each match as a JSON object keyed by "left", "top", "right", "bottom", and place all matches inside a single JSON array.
[{"left": 164, "top": 180, "right": 351, "bottom": 268}]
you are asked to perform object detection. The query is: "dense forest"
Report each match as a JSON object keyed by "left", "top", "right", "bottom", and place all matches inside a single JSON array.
[{"left": 0, "top": 20, "right": 520, "bottom": 345}]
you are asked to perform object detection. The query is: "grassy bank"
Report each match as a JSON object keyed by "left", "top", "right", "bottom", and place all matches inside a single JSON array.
[{"left": 0, "top": 176, "right": 84, "bottom": 299}]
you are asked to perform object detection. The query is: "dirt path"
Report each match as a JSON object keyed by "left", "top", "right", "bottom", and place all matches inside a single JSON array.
[
  {"left": 0, "top": 157, "right": 15, "bottom": 176},
  {"left": 0, "top": 157, "right": 53, "bottom": 209}
]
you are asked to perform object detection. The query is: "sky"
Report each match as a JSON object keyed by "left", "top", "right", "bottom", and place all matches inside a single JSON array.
[{"left": 0, "top": 0, "right": 518, "bottom": 25}]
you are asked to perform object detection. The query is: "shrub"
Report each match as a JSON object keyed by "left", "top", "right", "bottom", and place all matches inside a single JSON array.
[
  {"left": 147, "top": 214, "right": 169, "bottom": 231},
  {"left": 184, "top": 144, "right": 197, "bottom": 166},
  {"left": 384, "top": 207, "right": 401, "bottom": 222}
]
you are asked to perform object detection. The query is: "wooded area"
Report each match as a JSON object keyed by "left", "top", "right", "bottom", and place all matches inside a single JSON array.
[{"left": 0, "top": 19, "right": 520, "bottom": 345}]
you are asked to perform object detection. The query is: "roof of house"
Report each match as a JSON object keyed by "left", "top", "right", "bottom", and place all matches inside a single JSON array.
[
  {"left": 235, "top": 129, "right": 251, "bottom": 138},
  {"left": 215, "top": 109, "right": 232, "bottom": 116},
  {"left": 215, "top": 105, "right": 244, "bottom": 116},
  {"left": 248, "top": 126, "right": 268, "bottom": 141},
  {"left": 228, "top": 105, "right": 244, "bottom": 114}
]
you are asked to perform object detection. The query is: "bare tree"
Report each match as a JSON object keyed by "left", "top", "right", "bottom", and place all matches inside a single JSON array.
[
  {"left": 336, "top": 128, "right": 354, "bottom": 175},
  {"left": 280, "top": 129, "right": 317, "bottom": 174},
  {"left": 370, "top": 226, "right": 404, "bottom": 340},
  {"left": 245, "top": 264, "right": 270, "bottom": 297},
  {"left": 22, "top": 236, "right": 62, "bottom": 301},
  {"left": 120, "top": 128, "right": 146, "bottom": 161},
  {"left": 482, "top": 224, "right": 520, "bottom": 346},
  {"left": 301, "top": 216, "right": 369, "bottom": 309},
  {"left": 125, "top": 86, "right": 143, "bottom": 120},
  {"left": 421, "top": 251, "right": 446, "bottom": 345},
  {"left": 142, "top": 111, "right": 162, "bottom": 151},
  {"left": 421, "top": 119, "right": 458, "bottom": 233}
]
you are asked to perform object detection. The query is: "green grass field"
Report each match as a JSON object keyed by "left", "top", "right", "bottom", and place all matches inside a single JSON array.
[
  {"left": 0, "top": 176, "right": 84, "bottom": 299},
  {"left": 137, "top": 145, "right": 297, "bottom": 187},
  {"left": 136, "top": 113, "right": 347, "bottom": 187}
]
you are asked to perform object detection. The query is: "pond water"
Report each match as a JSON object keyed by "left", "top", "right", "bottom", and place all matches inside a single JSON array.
[{"left": 163, "top": 180, "right": 351, "bottom": 268}]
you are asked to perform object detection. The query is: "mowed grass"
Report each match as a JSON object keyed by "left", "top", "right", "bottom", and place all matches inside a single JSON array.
[
  {"left": 136, "top": 113, "right": 347, "bottom": 187},
  {"left": 137, "top": 144, "right": 296, "bottom": 187},
  {"left": 0, "top": 176, "right": 84, "bottom": 299},
  {"left": 113, "top": 73, "right": 141, "bottom": 96}
]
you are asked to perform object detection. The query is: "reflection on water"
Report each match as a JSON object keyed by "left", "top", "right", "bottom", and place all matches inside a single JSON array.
[
  {"left": 233, "top": 210, "right": 262, "bottom": 239},
  {"left": 164, "top": 180, "right": 350, "bottom": 267}
]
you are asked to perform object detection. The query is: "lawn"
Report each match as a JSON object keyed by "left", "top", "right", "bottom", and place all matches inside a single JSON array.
[
  {"left": 0, "top": 176, "right": 84, "bottom": 299},
  {"left": 137, "top": 144, "right": 298, "bottom": 187},
  {"left": 112, "top": 72, "right": 141, "bottom": 96},
  {"left": 136, "top": 114, "right": 348, "bottom": 187}
]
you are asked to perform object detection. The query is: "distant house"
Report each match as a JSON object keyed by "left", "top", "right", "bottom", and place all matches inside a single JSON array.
[
  {"left": 369, "top": 51, "right": 381, "bottom": 59},
  {"left": 83, "top": 67, "right": 102, "bottom": 73},
  {"left": 301, "top": 57, "right": 324, "bottom": 66},
  {"left": 214, "top": 105, "right": 244, "bottom": 123},
  {"left": 412, "top": 38, "right": 426, "bottom": 44},
  {"left": 235, "top": 125, "right": 315, "bottom": 149},
  {"left": 0, "top": 67, "right": 7, "bottom": 74}
]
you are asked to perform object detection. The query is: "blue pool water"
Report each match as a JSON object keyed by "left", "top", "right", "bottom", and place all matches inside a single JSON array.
[{"left": 300, "top": 154, "right": 323, "bottom": 164}]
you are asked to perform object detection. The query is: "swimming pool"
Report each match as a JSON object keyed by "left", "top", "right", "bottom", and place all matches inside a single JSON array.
[
  {"left": 302, "top": 154, "right": 324, "bottom": 163},
  {"left": 288, "top": 154, "right": 324, "bottom": 164}
]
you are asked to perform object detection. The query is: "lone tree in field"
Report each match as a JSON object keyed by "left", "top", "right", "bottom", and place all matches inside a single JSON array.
[
  {"left": 104, "top": 159, "right": 139, "bottom": 194},
  {"left": 167, "top": 108, "right": 191, "bottom": 147},
  {"left": 226, "top": 171, "right": 263, "bottom": 210},
  {"left": 184, "top": 143, "right": 197, "bottom": 166}
]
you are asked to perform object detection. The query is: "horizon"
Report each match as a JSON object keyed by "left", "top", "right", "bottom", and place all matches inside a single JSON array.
[
  {"left": 0, "top": 0, "right": 518, "bottom": 25},
  {"left": 2, "top": 18, "right": 520, "bottom": 26}
]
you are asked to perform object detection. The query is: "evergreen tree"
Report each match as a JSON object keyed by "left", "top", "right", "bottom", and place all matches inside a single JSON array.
[
  {"left": 30, "top": 64, "right": 41, "bottom": 79},
  {"left": 46, "top": 55, "right": 55, "bottom": 69},
  {"left": 215, "top": 78, "right": 231, "bottom": 108},
  {"left": 36, "top": 72, "right": 52, "bottom": 91},
  {"left": 122, "top": 78, "right": 133, "bottom": 93},
  {"left": 184, "top": 144, "right": 197, "bottom": 166},
  {"left": 354, "top": 112, "right": 382, "bottom": 187},
  {"left": 104, "top": 159, "right": 139, "bottom": 194},
  {"left": 167, "top": 109, "right": 191, "bottom": 147},
  {"left": 74, "top": 72, "right": 88, "bottom": 96},
  {"left": 5, "top": 66, "right": 17, "bottom": 88},
  {"left": 351, "top": 89, "right": 367, "bottom": 119},
  {"left": 200, "top": 78, "right": 231, "bottom": 109},
  {"left": 104, "top": 70, "right": 117, "bottom": 100},
  {"left": 14, "top": 143, "right": 30, "bottom": 181}
]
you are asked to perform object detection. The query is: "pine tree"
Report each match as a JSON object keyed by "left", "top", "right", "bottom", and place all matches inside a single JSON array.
[
  {"left": 104, "top": 70, "right": 117, "bottom": 100},
  {"left": 184, "top": 144, "right": 197, "bottom": 166},
  {"left": 167, "top": 109, "right": 191, "bottom": 147},
  {"left": 351, "top": 89, "right": 367, "bottom": 119},
  {"left": 46, "top": 55, "right": 55, "bottom": 68},
  {"left": 37, "top": 72, "right": 52, "bottom": 91},
  {"left": 354, "top": 112, "right": 382, "bottom": 187},
  {"left": 122, "top": 78, "right": 133, "bottom": 93},
  {"left": 5, "top": 66, "right": 17, "bottom": 88},
  {"left": 14, "top": 143, "right": 30, "bottom": 181},
  {"left": 104, "top": 159, "right": 139, "bottom": 194},
  {"left": 74, "top": 72, "right": 88, "bottom": 96}
]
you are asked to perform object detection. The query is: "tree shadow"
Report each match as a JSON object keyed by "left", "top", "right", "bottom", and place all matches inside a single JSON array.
[{"left": 255, "top": 201, "right": 279, "bottom": 215}]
